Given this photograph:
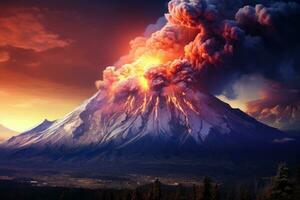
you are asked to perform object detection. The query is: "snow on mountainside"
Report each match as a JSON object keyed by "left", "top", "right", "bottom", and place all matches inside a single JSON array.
[
  {"left": 6, "top": 119, "right": 55, "bottom": 146},
  {"left": 2, "top": 89, "right": 287, "bottom": 159}
]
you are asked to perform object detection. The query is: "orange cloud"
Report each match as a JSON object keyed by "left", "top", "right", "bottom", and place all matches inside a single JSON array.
[
  {"left": 0, "top": 7, "right": 70, "bottom": 52},
  {"left": 0, "top": 51, "right": 10, "bottom": 62},
  {"left": 0, "top": 3, "right": 165, "bottom": 132}
]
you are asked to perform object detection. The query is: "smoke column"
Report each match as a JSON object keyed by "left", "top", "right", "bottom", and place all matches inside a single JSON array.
[{"left": 96, "top": 0, "right": 300, "bottom": 130}]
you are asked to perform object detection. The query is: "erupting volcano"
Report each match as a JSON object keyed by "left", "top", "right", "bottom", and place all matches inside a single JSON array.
[
  {"left": 4, "top": 85, "right": 284, "bottom": 159},
  {"left": 2, "top": 0, "right": 299, "bottom": 163}
]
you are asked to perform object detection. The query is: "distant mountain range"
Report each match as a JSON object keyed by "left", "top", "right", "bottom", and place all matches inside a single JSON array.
[{"left": 0, "top": 125, "right": 17, "bottom": 141}]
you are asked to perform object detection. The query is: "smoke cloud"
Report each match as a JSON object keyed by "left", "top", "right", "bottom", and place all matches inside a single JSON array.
[{"left": 96, "top": 0, "right": 300, "bottom": 130}]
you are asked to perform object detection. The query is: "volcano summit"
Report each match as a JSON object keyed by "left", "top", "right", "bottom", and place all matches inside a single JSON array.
[
  {"left": 1, "top": 0, "right": 300, "bottom": 172},
  {"left": 3, "top": 86, "right": 288, "bottom": 161}
]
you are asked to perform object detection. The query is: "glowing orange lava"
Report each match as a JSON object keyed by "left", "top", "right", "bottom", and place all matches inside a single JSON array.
[{"left": 117, "top": 55, "right": 162, "bottom": 91}]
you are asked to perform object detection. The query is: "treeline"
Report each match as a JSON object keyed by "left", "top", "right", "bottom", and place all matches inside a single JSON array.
[{"left": 0, "top": 163, "right": 299, "bottom": 200}]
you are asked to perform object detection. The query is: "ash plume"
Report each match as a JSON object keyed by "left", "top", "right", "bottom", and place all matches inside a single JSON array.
[{"left": 96, "top": 0, "right": 300, "bottom": 130}]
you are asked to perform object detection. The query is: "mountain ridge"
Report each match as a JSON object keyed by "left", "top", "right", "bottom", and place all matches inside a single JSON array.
[{"left": 1, "top": 89, "right": 291, "bottom": 161}]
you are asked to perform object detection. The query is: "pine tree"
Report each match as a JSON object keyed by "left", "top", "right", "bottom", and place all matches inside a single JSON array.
[
  {"left": 147, "top": 179, "right": 162, "bottom": 200},
  {"left": 59, "top": 190, "right": 65, "bottom": 200},
  {"left": 200, "top": 176, "right": 213, "bottom": 200},
  {"left": 211, "top": 184, "right": 220, "bottom": 200},
  {"left": 131, "top": 189, "right": 142, "bottom": 200},
  {"left": 193, "top": 184, "right": 200, "bottom": 200},
  {"left": 256, "top": 190, "right": 269, "bottom": 200},
  {"left": 154, "top": 179, "right": 162, "bottom": 200},
  {"left": 296, "top": 166, "right": 300, "bottom": 184},
  {"left": 269, "top": 163, "right": 293, "bottom": 200},
  {"left": 124, "top": 190, "right": 132, "bottom": 200},
  {"left": 238, "top": 186, "right": 252, "bottom": 200},
  {"left": 225, "top": 189, "right": 236, "bottom": 200},
  {"left": 175, "top": 184, "right": 184, "bottom": 200}
]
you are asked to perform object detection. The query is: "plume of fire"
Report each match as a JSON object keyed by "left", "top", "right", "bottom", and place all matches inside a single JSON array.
[
  {"left": 95, "top": 0, "right": 300, "bottom": 130},
  {"left": 96, "top": 0, "right": 246, "bottom": 98}
]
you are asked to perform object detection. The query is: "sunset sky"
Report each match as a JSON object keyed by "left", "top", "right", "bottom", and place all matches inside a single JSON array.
[
  {"left": 0, "top": 0, "right": 168, "bottom": 132},
  {"left": 0, "top": 0, "right": 299, "bottom": 133}
]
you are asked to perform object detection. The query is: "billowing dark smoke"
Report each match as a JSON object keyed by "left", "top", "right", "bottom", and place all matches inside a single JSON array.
[{"left": 96, "top": 0, "right": 300, "bottom": 130}]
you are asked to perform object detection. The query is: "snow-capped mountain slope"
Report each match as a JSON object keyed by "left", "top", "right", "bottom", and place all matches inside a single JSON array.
[
  {"left": 6, "top": 119, "right": 55, "bottom": 146},
  {"left": 3, "top": 89, "right": 286, "bottom": 159}
]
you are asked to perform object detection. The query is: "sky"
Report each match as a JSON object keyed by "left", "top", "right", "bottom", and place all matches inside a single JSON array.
[
  {"left": 0, "top": 0, "right": 299, "bottom": 133},
  {"left": 0, "top": 0, "right": 168, "bottom": 132}
]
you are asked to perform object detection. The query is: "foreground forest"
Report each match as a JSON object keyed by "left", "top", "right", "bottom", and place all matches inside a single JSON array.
[{"left": 0, "top": 163, "right": 299, "bottom": 200}]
